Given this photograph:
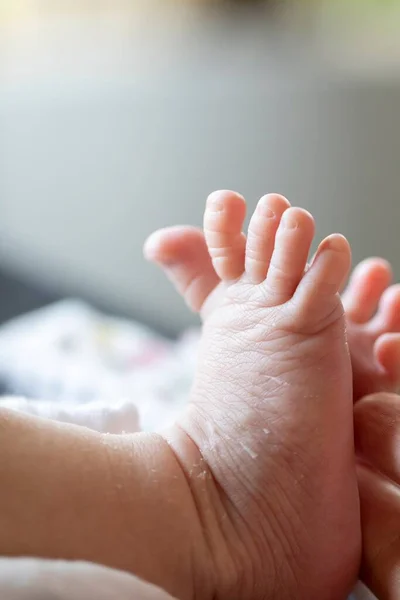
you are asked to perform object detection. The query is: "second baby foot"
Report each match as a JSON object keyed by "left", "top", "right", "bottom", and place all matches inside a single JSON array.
[{"left": 343, "top": 259, "right": 400, "bottom": 399}]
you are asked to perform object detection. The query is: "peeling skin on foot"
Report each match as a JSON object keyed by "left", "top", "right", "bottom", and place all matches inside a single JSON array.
[
  {"left": 239, "top": 442, "right": 258, "bottom": 460},
  {"left": 205, "top": 421, "right": 215, "bottom": 438},
  {"left": 264, "top": 375, "right": 291, "bottom": 389},
  {"left": 188, "top": 458, "right": 210, "bottom": 480}
]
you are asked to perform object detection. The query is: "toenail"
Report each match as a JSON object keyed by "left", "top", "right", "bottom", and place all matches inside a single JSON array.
[
  {"left": 322, "top": 235, "right": 347, "bottom": 252},
  {"left": 143, "top": 232, "right": 162, "bottom": 257},
  {"left": 207, "top": 193, "right": 225, "bottom": 211},
  {"left": 281, "top": 212, "right": 298, "bottom": 230},
  {"left": 257, "top": 203, "right": 275, "bottom": 219}
]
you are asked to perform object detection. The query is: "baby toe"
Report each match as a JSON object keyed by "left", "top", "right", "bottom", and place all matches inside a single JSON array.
[
  {"left": 343, "top": 258, "right": 392, "bottom": 324},
  {"left": 261, "top": 207, "right": 315, "bottom": 304},
  {"left": 204, "top": 190, "right": 247, "bottom": 281},
  {"left": 370, "top": 284, "right": 400, "bottom": 335},
  {"left": 293, "top": 234, "right": 352, "bottom": 332},
  {"left": 144, "top": 226, "right": 220, "bottom": 312},
  {"left": 245, "top": 194, "right": 290, "bottom": 284}
]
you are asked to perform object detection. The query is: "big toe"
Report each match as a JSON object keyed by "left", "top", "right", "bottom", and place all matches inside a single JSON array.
[{"left": 144, "top": 226, "right": 219, "bottom": 312}]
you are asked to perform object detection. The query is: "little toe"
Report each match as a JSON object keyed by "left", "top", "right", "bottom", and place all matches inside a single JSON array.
[
  {"left": 343, "top": 258, "right": 392, "bottom": 324},
  {"left": 294, "top": 234, "right": 352, "bottom": 331},
  {"left": 144, "top": 226, "right": 220, "bottom": 312},
  {"left": 370, "top": 284, "right": 400, "bottom": 335},
  {"left": 374, "top": 333, "right": 400, "bottom": 386},
  {"left": 262, "top": 207, "right": 315, "bottom": 304},
  {"left": 245, "top": 193, "right": 291, "bottom": 284},
  {"left": 204, "top": 190, "right": 247, "bottom": 281}
]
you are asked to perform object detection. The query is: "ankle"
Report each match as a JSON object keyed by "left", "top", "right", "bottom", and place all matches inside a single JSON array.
[
  {"left": 96, "top": 430, "right": 216, "bottom": 600},
  {"left": 163, "top": 423, "right": 258, "bottom": 600}
]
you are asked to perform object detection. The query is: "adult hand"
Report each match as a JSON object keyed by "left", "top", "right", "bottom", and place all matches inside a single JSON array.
[{"left": 355, "top": 393, "right": 400, "bottom": 600}]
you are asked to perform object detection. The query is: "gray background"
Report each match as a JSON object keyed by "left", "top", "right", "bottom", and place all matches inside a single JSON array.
[{"left": 1, "top": 3, "right": 399, "bottom": 335}]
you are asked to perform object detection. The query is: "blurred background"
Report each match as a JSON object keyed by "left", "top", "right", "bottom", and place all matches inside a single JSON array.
[
  {"left": 1, "top": 0, "right": 400, "bottom": 337},
  {"left": 0, "top": 6, "right": 397, "bottom": 592}
]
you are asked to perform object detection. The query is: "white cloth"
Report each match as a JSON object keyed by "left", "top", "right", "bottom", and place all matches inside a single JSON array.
[
  {"left": 0, "top": 559, "right": 176, "bottom": 600},
  {"left": 351, "top": 582, "right": 378, "bottom": 600},
  {"left": 0, "top": 300, "right": 199, "bottom": 432}
]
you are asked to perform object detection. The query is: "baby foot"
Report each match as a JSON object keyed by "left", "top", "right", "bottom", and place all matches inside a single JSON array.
[
  {"left": 145, "top": 197, "right": 400, "bottom": 401},
  {"left": 163, "top": 192, "right": 360, "bottom": 600},
  {"left": 343, "top": 259, "right": 400, "bottom": 400}
]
